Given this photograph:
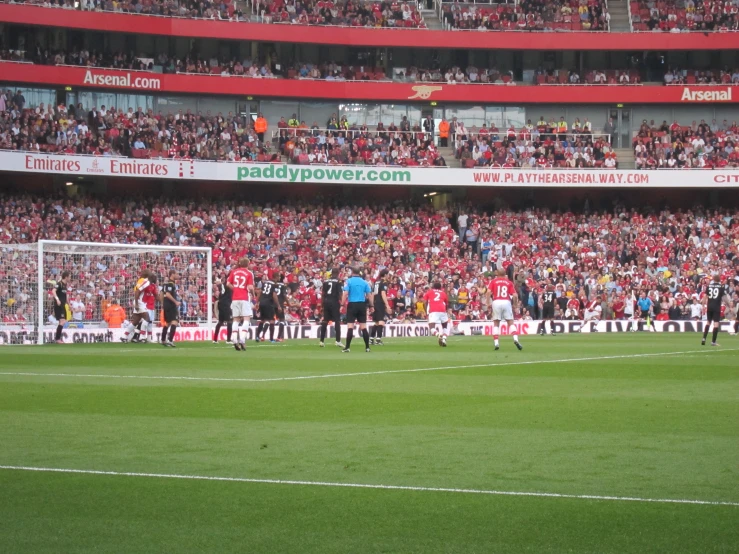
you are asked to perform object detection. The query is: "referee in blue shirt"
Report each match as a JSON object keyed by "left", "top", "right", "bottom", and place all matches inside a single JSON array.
[{"left": 342, "top": 266, "right": 374, "bottom": 353}]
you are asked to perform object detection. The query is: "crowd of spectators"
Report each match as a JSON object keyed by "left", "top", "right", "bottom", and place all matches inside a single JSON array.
[
  {"left": 442, "top": 0, "right": 609, "bottom": 31},
  {"left": 450, "top": 116, "right": 617, "bottom": 168},
  {"left": 2, "top": 195, "right": 738, "bottom": 328},
  {"left": 274, "top": 113, "right": 447, "bottom": 166},
  {"left": 536, "top": 68, "right": 642, "bottom": 85},
  {"left": 0, "top": 91, "right": 279, "bottom": 160},
  {"left": 663, "top": 67, "right": 739, "bottom": 85},
  {"left": 631, "top": 0, "right": 739, "bottom": 32},
  {"left": 255, "top": 0, "right": 425, "bottom": 27},
  {"left": 3, "top": 0, "right": 244, "bottom": 21},
  {"left": 633, "top": 118, "right": 739, "bottom": 169}
]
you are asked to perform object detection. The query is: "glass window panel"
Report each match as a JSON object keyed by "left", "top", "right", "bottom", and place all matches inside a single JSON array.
[
  {"left": 10, "top": 87, "right": 56, "bottom": 109},
  {"left": 259, "top": 100, "right": 300, "bottom": 129},
  {"left": 300, "top": 102, "right": 338, "bottom": 128},
  {"left": 339, "top": 103, "right": 368, "bottom": 126}
]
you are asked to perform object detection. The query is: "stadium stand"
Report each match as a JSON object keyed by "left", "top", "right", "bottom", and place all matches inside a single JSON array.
[
  {"left": 2, "top": 195, "right": 737, "bottom": 325},
  {"left": 253, "top": 0, "right": 426, "bottom": 27},
  {"left": 630, "top": 0, "right": 739, "bottom": 32},
  {"left": 440, "top": 0, "right": 610, "bottom": 31},
  {"left": 632, "top": 118, "right": 739, "bottom": 168}
]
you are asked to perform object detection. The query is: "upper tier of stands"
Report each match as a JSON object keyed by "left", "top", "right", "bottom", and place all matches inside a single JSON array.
[{"left": 630, "top": 0, "right": 739, "bottom": 32}]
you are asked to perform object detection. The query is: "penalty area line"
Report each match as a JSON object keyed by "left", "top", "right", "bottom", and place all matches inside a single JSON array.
[
  {"left": 0, "top": 465, "right": 736, "bottom": 507},
  {"left": 0, "top": 348, "right": 736, "bottom": 384}
]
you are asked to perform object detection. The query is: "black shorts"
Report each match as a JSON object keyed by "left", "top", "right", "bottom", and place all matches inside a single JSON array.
[
  {"left": 706, "top": 306, "right": 721, "bottom": 323},
  {"left": 322, "top": 302, "right": 340, "bottom": 323},
  {"left": 164, "top": 307, "right": 179, "bottom": 324},
  {"left": 217, "top": 304, "right": 232, "bottom": 322},
  {"left": 346, "top": 301, "right": 367, "bottom": 324},
  {"left": 54, "top": 303, "right": 67, "bottom": 320},
  {"left": 542, "top": 305, "right": 555, "bottom": 319},
  {"left": 259, "top": 303, "right": 275, "bottom": 321},
  {"left": 372, "top": 303, "right": 387, "bottom": 323}
]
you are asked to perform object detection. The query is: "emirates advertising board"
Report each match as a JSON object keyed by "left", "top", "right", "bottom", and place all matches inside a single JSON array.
[{"left": 3, "top": 152, "right": 739, "bottom": 187}]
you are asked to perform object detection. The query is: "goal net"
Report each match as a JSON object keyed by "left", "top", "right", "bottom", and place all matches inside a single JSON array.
[{"left": 0, "top": 241, "right": 212, "bottom": 345}]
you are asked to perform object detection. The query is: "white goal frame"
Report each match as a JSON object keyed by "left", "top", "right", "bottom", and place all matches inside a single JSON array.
[{"left": 35, "top": 240, "right": 213, "bottom": 345}]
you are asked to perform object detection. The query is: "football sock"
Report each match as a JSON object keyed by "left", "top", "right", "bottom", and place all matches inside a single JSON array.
[
  {"left": 55, "top": 324, "right": 63, "bottom": 341},
  {"left": 238, "top": 322, "right": 246, "bottom": 345},
  {"left": 161, "top": 325, "right": 169, "bottom": 343},
  {"left": 226, "top": 321, "right": 233, "bottom": 342},
  {"left": 269, "top": 323, "right": 275, "bottom": 341},
  {"left": 362, "top": 328, "right": 370, "bottom": 348},
  {"left": 132, "top": 321, "right": 142, "bottom": 340},
  {"left": 319, "top": 322, "right": 327, "bottom": 342},
  {"left": 493, "top": 326, "right": 500, "bottom": 346},
  {"left": 712, "top": 327, "right": 719, "bottom": 344},
  {"left": 369, "top": 326, "right": 376, "bottom": 338},
  {"left": 377, "top": 325, "right": 384, "bottom": 339},
  {"left": 513, "top": 334, "right": 519, "bottom": 343},
  {"left": 278, "top": 322, "right": 285, "bottom": 340},
  {"left": 703, "top": 323, "right": 710, "bottom": 340},
  {"left": 334, "top": 321, "right": 341, "bottom": 343},
  {"left": 213, "top": 322, "right": 222, "bottom": 341},
  {"left": 168, "top": 325, "right": 177, "bottom": 342},
  {"left": 441, "top": 322, "right": 448, "bottom": 336},
  {"left": 346, "top": 329, "right": 354, "bottom": 349},
  {"left": 256, "top": 321, "right": 264, "bottom": 339},
  {"left": 235, "top": 323, "right": 241, "bottom": 344}
]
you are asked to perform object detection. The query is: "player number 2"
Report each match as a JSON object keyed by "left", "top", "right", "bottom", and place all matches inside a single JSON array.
[
  {"left": 433, "top": 291, "right": 441, "bottom": 301},
  {"left": 327, "top": 282, "right": 333, "bottom": 294}
]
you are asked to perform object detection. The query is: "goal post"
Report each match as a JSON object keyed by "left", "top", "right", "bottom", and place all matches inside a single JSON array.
[{"left": 0, "top": 241, "right": 212, "bottom": 345}]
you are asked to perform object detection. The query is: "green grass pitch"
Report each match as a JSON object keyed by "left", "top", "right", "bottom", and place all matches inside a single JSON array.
[{"left": 0, "top": 333, "right": 737, "bottom": 553}]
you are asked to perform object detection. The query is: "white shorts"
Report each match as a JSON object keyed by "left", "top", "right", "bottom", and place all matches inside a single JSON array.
[
  {"left": 492, "top": 299, "right": 514, "bottom": 321},
  {"left": 134, "top": 300, "right": 148, "bottom": 315},
  {"left": 232, "top": 300, "right": 253, "bottom": 319},
  {"left": 584, "top": 310, "right": 601, "bottom": 321},
  {"left": 428, "top": 312, "right": 449, "bottom": 325}
]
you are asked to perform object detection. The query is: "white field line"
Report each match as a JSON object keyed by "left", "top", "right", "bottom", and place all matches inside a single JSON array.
[
  {"left": 0, "top": 465, "right": 736, "bottom": 507},
  {"left": 0, "top": 348, "right": 736, "bottom": 384}
]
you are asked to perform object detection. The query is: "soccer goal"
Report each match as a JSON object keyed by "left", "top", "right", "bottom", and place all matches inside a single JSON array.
[{"left": 0, "top": 241, "right": 212, "bottom": 345}]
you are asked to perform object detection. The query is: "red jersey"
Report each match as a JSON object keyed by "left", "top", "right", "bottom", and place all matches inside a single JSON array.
[
  {"left": 423, "top": 289, "right": 448, "bottom": 313},
  {"left": 142, "top": 283, "right": 158, "bottom": 310},
  {"left": 488, "top": 277, "right": 516, "bottom": 301},
  {"left": 228, "top": 267, "right": 255, "bottom": 301}
]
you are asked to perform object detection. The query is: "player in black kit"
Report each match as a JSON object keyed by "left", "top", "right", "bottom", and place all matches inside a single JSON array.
[
  {"left": 319, "top": 267, "right": 343, "bottom": 347},
  {"left": 702, "top": 275, "right": 731, "bottom": 346},
  {"left": 537, "top": 285, "right": 557, "bottom": 336},
  {"left": 160, "top": 271, "right": 180, "bottom": 347},
  {"left": 273, "top": 273, "right": 289, "bottom": 342},
  {"left": 52, "top": 271, "right": 70, "bottom": 344},
  {"left": 213, "top": 275, "right": 233, "bottom": 344},
  {"left": 370, "top": 269, "right": 391, "bottom": 345},
  {"left": 256, "top": 275, "right": 279, "bottom": 343}
]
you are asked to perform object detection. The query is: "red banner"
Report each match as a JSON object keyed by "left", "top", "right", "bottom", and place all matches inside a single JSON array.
[
  {"left": 2, "top": 62, "right": 737, "bottom": 104},
  {"left": 1, "top": 4, "right": 739, "bottom": 51}
]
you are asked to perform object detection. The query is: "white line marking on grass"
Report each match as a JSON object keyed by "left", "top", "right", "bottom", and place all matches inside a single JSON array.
[
  {"left": 0, "top": 465, "right": 736, "bottom": 507},
  {"left": 0, "top": 348, "right": 736, "bottom": 384}
]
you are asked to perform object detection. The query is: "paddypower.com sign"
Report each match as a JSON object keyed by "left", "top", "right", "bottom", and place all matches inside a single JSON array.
[{"left": 236, "top": 164, "right": 412, "bottom": 184}]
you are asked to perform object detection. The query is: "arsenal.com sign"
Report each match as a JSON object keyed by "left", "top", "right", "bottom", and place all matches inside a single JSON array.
[{"left": 3, "top": 151, "right": 739, "bottom": 188}]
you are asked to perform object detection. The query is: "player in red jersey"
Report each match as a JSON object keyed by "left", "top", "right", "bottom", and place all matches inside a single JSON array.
[
  {"left": 141, "top": 277, "right": 159, "bottom": 342},
  {"left": 486, "top": 269, "right": 522, "bottom": 351},
  {"left": 227, "top": 258, "right": 255, "bottom": 351},
  {"left": 423, "top": 282, "right": 450, "bottom": 347}
]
